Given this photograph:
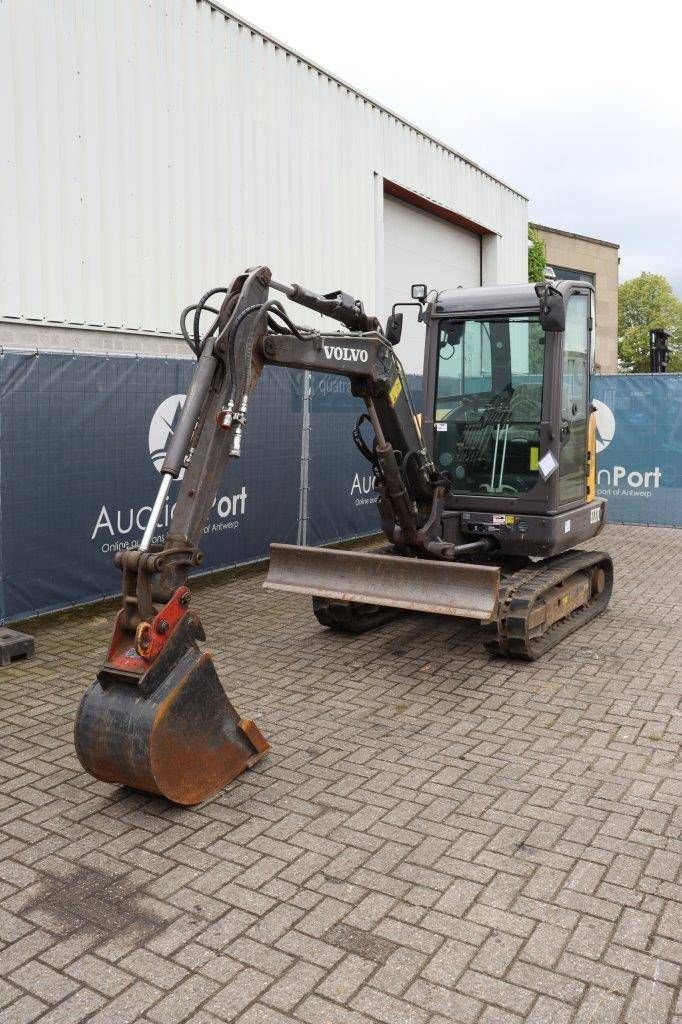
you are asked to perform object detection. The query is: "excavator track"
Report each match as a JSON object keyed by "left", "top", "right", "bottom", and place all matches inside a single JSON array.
[
  {"left": 312, "top": 596, "right": 404, "bottom": 634},
  {"left": 481, "top": 549, "right": 613, "bottom": 660}
]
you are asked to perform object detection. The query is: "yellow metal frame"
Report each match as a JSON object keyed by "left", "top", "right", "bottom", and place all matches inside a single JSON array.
[{"left": 586, "top": 409, "right": 597, "bottom": 502}]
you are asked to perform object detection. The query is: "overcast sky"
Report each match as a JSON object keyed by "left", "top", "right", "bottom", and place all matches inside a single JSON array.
[{"left": 227, "top": 0, "right": 681, "bottom": 296}]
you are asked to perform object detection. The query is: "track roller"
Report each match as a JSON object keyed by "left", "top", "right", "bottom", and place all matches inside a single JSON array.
[{"left": 481, "top": 549, "right": 613, "bottom": 660}]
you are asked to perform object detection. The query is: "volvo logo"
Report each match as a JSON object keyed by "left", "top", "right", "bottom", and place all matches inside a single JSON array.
[
  {"left": 593, "top": 399, "right": 616, "bottom": 453},
  {"left": 149, "top": 394, "right": 186, "bottom": 477},
  {"left": 322, "top": 344, "right": 368, "bottom": 363}
]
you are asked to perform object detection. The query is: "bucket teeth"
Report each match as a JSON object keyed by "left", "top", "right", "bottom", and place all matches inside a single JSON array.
[{"left": 75, "top": 612, "right": 269, "bottom": 806}]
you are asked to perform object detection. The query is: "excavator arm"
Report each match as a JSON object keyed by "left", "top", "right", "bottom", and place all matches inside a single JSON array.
[{"left": 75, "top": 266, "right": 498, "bottom": 805}]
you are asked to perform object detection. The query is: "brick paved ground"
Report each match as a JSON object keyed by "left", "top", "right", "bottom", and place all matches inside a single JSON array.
[{"left": 0, "top": 523, "right": 680, "bottom": 1024}]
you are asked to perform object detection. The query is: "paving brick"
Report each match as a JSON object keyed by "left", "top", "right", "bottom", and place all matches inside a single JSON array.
[
  {"left": 88, "top": 981, "right": 162, "bottom": 1024},
  {"left": 471, "top": 932, "right": 524, "bottom": 977},
  {"left": 433, "top": 878, "right": 482, "bottom": 915},
  {"left": 236, "top": 1004, "right": 299, "bottom": 1024},
  {"left": 625, "top": 977, "right": 676, "bottom": 1023},
  {"left": 246, "top": 905, "right": 305, "bottom": 945},
  {"left": 119, "top": 947, "right": 188, "bottom": 989},
  {"left": 524, "top": 995, "right": 573, "bottom": 1024},
  {"left": 9, "top": 960, "right": 78, "bottom": 1003},
  {"left": 262, "top": 961, "right": 325, "bottom": 1012},
  {"left": 0, "top": 994, "right": 47, "bottom": 1024},
  {"left": 613, "top": 907, "right": 657, "bottom": 950},
  {"left": 466, "top": 903, "right": 535, "bottom": 938},
  {"left": 603, "top": 943, "right": 680, "bottom": 985},
  {"left": 65, "top": 953, "right": 133, "bottom": 995},
  {"left": 557, "top": 951, "right": 632, "bottom": 996},
  {"left": 342, "top": 892, "right": 396, "bottom": 930},
  {"left": 316, "top": 954, "right": 373, "bottom": 1002},
  {"left": 506, "top": 961, "right": 584, "bottom": 1005},
  {"left": 368, "top": 946, "right": 427, "bottom": 998},
  {"left": 372, "top": 917, "right": 442, "bottom": 954},
  {"left": 21, "top": 987, "right": 106, "bottom": 1024},
  {"left": 0, "top": 932, "right": 54, "bottom": 975},
  {"left": 521, "top": 923, "right": 571, "bottom": 969},
  {"left": 228, "top": 936, "right": 293, "bottom": 977},
  {"left": 350, "top": 984, "right": 429, "bottom": 1024},
  {"left": 147, "top": 975, "right": 220, "bottom": 1023},
  {"left": 572, "top": 986, "right": 626, "bottom": 1024},
  {"left": 324, "top": 923, "right": 399, "bottom": 966},
  {"left": 456, "top": 970, "right": 535, "bottom": 1016},
  {"left": 1, "top": 526, "right": 680, "bottom": 1024},
  {"left": 205, "top": 967, "right": 271, "bottom": 1020},
  {"left": 404, "top": 978, "right": 482, "bottom": 1022},
  {"left": 0, "top": 984, "right": 23, "bottom": 1013},
  {"left": 276, "top": 930, "right": 344, "bottom": 970},
  {"left": 565, "top": 915, "right": 613, "bottom": 960},
  {"left": 295, "top": 994, "right": 368, "bottom": 1024},
  {"left": 605, "top": 854, "right": 644, "bottom": 888},
  {"left": 657, "top": 901, "right": 682, "bottom": 940},
  {"left": 478, "top": 1008, "right": 524, "bottom": 1024}
]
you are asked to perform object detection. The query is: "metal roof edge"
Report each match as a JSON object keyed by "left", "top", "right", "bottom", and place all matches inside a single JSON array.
[
  {"left": 199, "top": 0, "right": 529, "bottom": 202},
  {"left": 531, "top": 223, "right": 619, "bottom": 250}
]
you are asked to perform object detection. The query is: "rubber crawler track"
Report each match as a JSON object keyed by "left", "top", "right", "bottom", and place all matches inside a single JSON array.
[
  {"left": 481, "top": 549, "right": 614, "bottom": 660},
  {"left": 312, "top": 596, "right": 403, "bottom": 634},
  {"left": 313, "top": 549, "right": 613, "bottom": 659}
]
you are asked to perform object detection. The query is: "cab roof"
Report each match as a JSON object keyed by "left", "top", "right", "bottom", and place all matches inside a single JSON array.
[
  {"left": 433, "top": 279, "right": 592, "bottom": 318},
  {"left": 433, "top": 284, "right": 540, "bottom": 317}
]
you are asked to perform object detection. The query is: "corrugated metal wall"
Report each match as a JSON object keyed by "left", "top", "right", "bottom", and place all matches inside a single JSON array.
[{"left": 1, "top": 0, "right": 527, "bottom": 339}]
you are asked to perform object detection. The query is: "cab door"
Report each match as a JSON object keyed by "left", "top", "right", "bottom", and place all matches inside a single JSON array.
[{"left": 558, "top": 292, "right": 590, "bottom": 505}]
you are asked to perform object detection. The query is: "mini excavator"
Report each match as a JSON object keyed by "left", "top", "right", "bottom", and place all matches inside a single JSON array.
[{"left": 75, "top": 266, "right": 612, "bottom": 805}]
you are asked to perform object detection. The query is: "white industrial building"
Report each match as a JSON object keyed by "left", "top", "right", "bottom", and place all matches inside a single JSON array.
[{"left": 1, "top": 0, "right": 528, "bottom": 372}]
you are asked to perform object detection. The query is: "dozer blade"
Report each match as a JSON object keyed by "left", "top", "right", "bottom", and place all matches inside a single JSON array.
[
  {"left": 75, "top": 613, "right": 269, "bottom": 806},
  {"left": 265, "top": 544, "right": 500, "bottom": 621}
]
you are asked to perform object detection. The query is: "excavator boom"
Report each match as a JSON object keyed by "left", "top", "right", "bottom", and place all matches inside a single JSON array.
[{"left": 76, "top": 267, "right": 459, "bottom": 804}]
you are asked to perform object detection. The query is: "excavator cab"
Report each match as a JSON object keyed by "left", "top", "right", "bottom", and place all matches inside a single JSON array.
[{"left": 420, "top": 280, "right": 599, "bottom": 551}]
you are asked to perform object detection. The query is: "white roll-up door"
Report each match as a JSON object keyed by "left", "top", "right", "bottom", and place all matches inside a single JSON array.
[{"left": 383, "top": 195, "right": 481, "bottom": 373}]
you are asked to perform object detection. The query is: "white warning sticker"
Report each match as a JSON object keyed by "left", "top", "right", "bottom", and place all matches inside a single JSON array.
[
  {"left": 590, "top": 507, "right": 601, "bottom": 524},
  {"left": 564, "top": 519, "right": 571, "bottom": 533},
  {"left": 538, "top": 451, "right": 559, "bottom": 480}
]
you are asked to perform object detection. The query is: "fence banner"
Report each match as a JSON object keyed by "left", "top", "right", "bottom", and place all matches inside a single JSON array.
[
  {"left": 0, "top": 352, "right": 301, "bottom": 622},
  {"left": 0, "top": 352, "right": 678, "bottom": 624},
  {"left": 592, "top": 374, "right": 681, "bottom": 527}
]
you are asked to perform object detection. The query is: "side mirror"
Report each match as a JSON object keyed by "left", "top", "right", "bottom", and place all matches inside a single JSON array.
[
  {"left": 385, "top": 312, "right": 403, "bottom": 345},
  {"left": 411, "top": 283, "right": 427, "bottom": 302},
  {"left": 536, "top": 284, "right": 565, "bottom": 333},
  {"left": 439, "top": 321, "right": 464, "bottom": 348}
]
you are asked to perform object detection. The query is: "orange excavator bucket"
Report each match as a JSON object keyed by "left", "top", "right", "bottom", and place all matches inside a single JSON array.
[{"left": 75, "top": 610, "right": 269, "bottom": 806}]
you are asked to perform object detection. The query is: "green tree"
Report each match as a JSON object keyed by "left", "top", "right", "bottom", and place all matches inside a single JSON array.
[
  {"left": 618, "top": 272, "right": 682, "bottom": 372},
  {"left": 528, "top": 226, "right": 546, "bottom": 283}
]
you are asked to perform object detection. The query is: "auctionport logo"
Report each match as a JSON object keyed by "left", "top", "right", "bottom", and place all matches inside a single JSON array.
[
  {"left": 149, "top": 394, "right": 186, "bottom": 477},
  {"left": 593, "top": 399, "right": 615, "bottom": 453},
  {"left": 594, "top": 398, "right": 663, "bottom": 496},
  {"left": 90, "top": 393, "right": 248, "bottom": 550}
]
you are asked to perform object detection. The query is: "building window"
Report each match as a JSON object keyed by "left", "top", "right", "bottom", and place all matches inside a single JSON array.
[{"left": 548, "top": 265, "right": 595, "bottom": 286}]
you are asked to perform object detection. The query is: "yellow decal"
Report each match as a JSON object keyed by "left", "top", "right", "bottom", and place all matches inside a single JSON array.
[
  {"left": 504, "top": 515, "right": 515, "bottom": 526},
  {"left": 529, "top": 446, "right": 539, "bottom": 471},
  {"left": 389, "top": 376, "right": 403, "bottom": 406}
]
